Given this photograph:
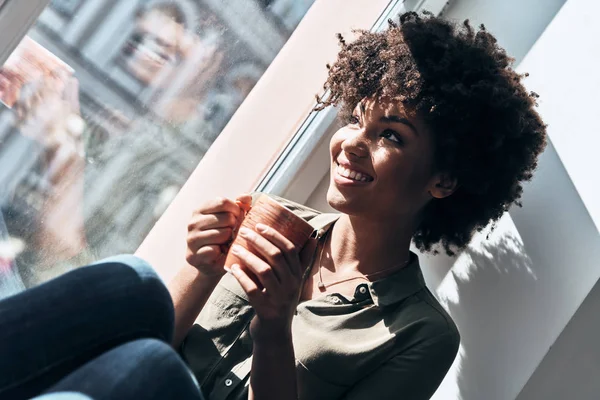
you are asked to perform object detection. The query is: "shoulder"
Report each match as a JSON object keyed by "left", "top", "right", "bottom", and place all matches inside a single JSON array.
[
  {"left": 343, "top": 292, "right": 459, "bottom": 399},
  {"left": 388, "top": 288, "right": 460, "bottom": 356},
  {"left": 420, "top": 288, "right": 459, "bottom": 338}
]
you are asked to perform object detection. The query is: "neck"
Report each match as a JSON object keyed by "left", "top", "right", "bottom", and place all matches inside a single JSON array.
[{"left": 328, "top": 213, "right": 414, "bottom": 276}]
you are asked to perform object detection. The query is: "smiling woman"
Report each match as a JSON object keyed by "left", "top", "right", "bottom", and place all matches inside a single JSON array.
[
  {"left": 0, "top": 8, "right": 547, "bottom": 400},
  {"left": 317, "top": 12, "right": 547, "bottom": 255},
  {"left": 328, "top": 98, "right": 442, "bottom": 233},
  {"left": 172, "top": 11, "right": 547, "bottom": 400}
]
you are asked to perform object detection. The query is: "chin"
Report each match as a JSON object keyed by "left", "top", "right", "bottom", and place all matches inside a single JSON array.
[
  {"left": 326, "top": 184, "right": 360, "bottom": 215},
  {"left": 326, "top": 190, "right": 342, "bottom": 212}
]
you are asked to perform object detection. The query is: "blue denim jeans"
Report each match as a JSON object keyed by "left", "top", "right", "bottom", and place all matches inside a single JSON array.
[{"left": 0, "top": 255, "right": 203, "bottom": 400}]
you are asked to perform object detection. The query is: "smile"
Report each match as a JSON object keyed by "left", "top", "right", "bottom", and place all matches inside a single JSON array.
[{"left": 335, "top": 162, "right": 374, "bottom": 183}]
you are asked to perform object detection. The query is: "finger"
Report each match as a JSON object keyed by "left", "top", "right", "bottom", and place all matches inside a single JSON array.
[
  {"left": 230, "top": 244, "right": 279, "bottom": 294},
  {"left": 200, "top": 197, "right": 243, "bottom": 217},
  {"left": 234, "top": 194, "right": 252, "bottom": 229},
  {"left": 237, "top": 227, "right": 289, "bottom": 285},
  {"left": 187, "top": 227, "right": 233, "bottom": 251},
  {"left": 188, "top": 212, "right": 237, "bottom": 231},
  {"left": 228, "top": 263, "right": 263, "bottom": 302},
  {"left": 186, "top": 244, "right": 222, "bottom": 267},
  {"left": 235, "top": 193, "right": 253, "bottom": 210},
  {"left": 254, "top": 224, "right": 302, "bottom": 278}
]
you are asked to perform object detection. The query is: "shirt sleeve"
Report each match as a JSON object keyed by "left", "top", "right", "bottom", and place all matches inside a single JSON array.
[{"left": 341, "top": 332, "right": 459, "bottom": 400}]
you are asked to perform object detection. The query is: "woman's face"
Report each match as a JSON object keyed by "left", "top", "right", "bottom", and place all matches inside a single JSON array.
[
  {"left": 327, "top": 97, "right": 448, "bottom": 223},
  {"left": 123, "top": 9, "right": 183, "bottom": 86}
]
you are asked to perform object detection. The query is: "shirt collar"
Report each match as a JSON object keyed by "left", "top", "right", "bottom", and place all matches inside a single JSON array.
[
  {"left": 307, "top": 212, "right": 341, "bottom": 237},
  {"left": 367, "top": 253, "right": 426, "bottom": 307},
  {"left": 308, "top": 213, "right": 426, "bottom": 307}
]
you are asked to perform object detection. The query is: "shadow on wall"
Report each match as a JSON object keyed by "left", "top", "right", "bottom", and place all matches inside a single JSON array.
[
  {"left": 430, "top": 141, "right": 600, "bottom": 400},
  {"left": 442, "top": 222, "right": 538, "bottom": 400}
]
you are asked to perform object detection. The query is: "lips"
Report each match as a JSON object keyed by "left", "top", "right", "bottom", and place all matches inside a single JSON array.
[{"left": 335, "top": 161, "right": 374, "bottom": 182}]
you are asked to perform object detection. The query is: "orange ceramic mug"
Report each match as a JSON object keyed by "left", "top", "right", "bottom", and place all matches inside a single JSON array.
[{"left": 224, "top": 194, "right": 314, "bottom": 270}]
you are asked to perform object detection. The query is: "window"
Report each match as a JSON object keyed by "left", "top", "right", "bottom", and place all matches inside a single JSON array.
[{"left": 0, "top": 0, "right": 316, "bottom": 296}]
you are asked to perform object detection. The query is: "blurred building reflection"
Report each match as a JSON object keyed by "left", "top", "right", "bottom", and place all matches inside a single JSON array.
[{"left": 0, "top": 0, "right": 314, "bottom": 291}]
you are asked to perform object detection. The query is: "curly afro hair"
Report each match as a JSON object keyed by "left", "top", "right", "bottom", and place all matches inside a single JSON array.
[{"left": 316, "top": 11, "right": 547, "bottom": 255}]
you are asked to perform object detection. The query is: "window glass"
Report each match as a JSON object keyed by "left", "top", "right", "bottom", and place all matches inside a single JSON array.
[{"left": 0, "top": 0, "right": 314, "bottom": 296}]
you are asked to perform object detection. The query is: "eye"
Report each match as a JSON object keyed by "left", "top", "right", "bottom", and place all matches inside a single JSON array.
[
  {"left": 381, "top": 129, "right": 403, "bottom": 144},
  {"left": 348, "top": 114, "right": 360, "bottom": 126}
]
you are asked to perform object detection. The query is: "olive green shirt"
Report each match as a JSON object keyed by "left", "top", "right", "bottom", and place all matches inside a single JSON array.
[{"left": 181, "top": 196, "right": 459, "bottom": 400}]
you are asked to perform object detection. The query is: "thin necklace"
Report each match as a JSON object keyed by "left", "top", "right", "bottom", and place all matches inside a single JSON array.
[{"left": 317, "top": 227, "right": 410, "bottom": 291}]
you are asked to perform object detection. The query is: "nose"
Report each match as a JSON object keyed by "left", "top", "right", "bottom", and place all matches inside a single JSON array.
[{"left": 341, "top": 128, "right": 369, "bottom": 159}]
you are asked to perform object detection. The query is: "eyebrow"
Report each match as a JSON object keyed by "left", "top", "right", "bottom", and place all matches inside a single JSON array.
[
  {"left": 359, "top": 102, "right": 366, "bottom": 116},
  {"left": 380, "top": 115, "right": 419, "bottom": 136},
  {"left": 357, "top": 102, "right": 419, "bottom": 136}
]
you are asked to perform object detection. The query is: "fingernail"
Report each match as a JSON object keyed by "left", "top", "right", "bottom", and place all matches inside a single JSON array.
[
  {"left": 255, "top": 223, "right": 268, "bottom": 233},
  {"left": 231, "top": 264, "right": 241, "bottom": 275},
  {"left": 224, "top": 266, "right": 232, "bottom": 274},
  {"left": 238, "top": 227, "right": 251, "bottom": 238},
  {"left": 231, "top": 245, "right": 242, "bottom": 255}
]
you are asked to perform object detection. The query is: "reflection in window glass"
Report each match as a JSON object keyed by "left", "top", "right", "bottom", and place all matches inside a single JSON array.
[{"left": 0, "top": 0, "right": 314, "bottom": 296}]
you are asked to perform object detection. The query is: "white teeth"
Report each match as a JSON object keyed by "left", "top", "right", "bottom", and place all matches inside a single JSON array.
[
  {"left": 138, "top": 44, "right": 165, "bottom": 64},
  {"left": 336, "top": 163, "right": 371, "bottom": 182}
]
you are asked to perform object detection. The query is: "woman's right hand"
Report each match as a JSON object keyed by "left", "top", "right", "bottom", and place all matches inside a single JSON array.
[{"left": 185, "top": 194, "right": 252, "bottom": 278}]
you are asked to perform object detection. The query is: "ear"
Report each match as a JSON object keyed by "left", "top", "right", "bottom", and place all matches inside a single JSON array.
[{"left": 428, "top": 173, "right": 457, "bottom": 199}]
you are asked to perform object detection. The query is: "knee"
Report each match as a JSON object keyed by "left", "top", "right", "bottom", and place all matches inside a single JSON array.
[
  {"left": 92, "top": 255, "right": 175, "bottom": 341},
  {"left": 92, "top": 254, "right": 158, "bottom": 280},
  {"left": 44, "top": 340, "right": 201, "bottom": 399},
  {"left": 95, "top": 255, "right": 167, "bottom": 299},
  {"left": 127, "top": 338, "right": 177, "bottom": 362},
  {"left": 123, "top": 339, "right": 197, "bottom": 384}
]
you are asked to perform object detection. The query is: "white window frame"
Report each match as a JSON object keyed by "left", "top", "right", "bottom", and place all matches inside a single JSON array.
[{"left": 0, "top": 0, "right": 50, "bottom": 66}]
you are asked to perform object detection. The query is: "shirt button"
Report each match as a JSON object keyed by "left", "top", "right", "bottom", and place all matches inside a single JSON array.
[
  {"left": 359, "top": 286, "right": 367, "bottom": 295},
  {"left": 225, "top": 379, "right": 233, "bottom": 387}
]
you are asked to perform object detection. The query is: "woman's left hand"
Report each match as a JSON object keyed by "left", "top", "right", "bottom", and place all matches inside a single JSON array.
[{"left": 227, "top": 223, "right": 304, "bottom": 342}]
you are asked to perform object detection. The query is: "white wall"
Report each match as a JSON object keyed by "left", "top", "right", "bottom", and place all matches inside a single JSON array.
[
  {"left": 512, "top": 0, "right": 600, "bottom": 234},
  {"left": 443, "top": 0, "right": 567, "bottom": 65},
  {"left": 431, "top": 142, "right": 600, "bottom": 400},
  {"left": 304, "top": 0, "right": 600, "bottom": 399},
  {"left": 517, "top": 277, "right": 600, "bottom": 399},
  {"left": 512, "top": 0, "right": 600, "bottom": 397}
]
